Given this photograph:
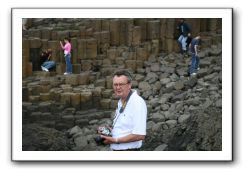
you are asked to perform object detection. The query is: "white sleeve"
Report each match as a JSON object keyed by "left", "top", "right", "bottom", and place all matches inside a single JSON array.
[{"left": 131, "top": 98, "right": 147, "bottom": 135}]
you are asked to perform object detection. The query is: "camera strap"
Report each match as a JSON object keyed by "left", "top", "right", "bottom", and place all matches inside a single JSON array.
[{"left": 112, "top": 90, "right": 133, "bottom": 128}]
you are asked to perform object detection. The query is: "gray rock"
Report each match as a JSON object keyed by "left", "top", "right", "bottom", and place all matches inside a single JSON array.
[
  {"left": 160, "top": 78, "right": 171, "bottom": 85},
  {"left": 138, "top": 81, "right": 151, "bottom": 91},
  {"left": 178, "top": 114, "right": 191, "bottom": 124},
  {"left": 151, "top": 112, "right": 165, "bottom": 123},
  {"left": 154, "top": 144, "right": 168, "bottom": 151},
  {"left": 163, "top": 111, "right": 177, "bottom": 120},
  {"left": 166, "top": 120, "right": 177, "bottom": 128},
  {"left": 215, "top": 99, "right": 222, "bottom": 108},
  {"left": 69, "top": 125, "right": 82, "bottom": 136},
  {"left": 174, "top": 81, "right": 184, "bottom": 90},
  {"left": 74, "top": 135, "right": 88, "bottom": 149}
]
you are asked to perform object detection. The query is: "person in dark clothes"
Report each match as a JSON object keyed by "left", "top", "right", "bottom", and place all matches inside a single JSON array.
[
  {"left": 177, "top": 18, "right": 191, "bottom": 55},
  {"left": 186, "top": 33, "right": 192, "bottom": 52},
  {"left": 40, "top": 49, "right": 56, "bottom": 72}
]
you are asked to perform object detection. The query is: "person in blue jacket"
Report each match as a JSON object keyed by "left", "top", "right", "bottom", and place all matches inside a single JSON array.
[{"left": 177, "top": 18, "right": 191, "bottom": 55}]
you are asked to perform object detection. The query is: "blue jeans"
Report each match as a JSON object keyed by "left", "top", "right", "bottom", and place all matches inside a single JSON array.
[
  {"left": 178, "top": 35, "right": 188, "bottom": 51},
  {"left": 42, "top": 61, "right": 56, "bottom": 70},
  {"left": 189, "top": 53, "right": 200, "bottom": 74},
  {"left": 65, "top": 54, "right": 72, "bottom": 73}
]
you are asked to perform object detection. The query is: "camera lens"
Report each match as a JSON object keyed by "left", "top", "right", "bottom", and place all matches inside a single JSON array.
[{"left": 94, "top": 136, "right": 105, "bottom": 145}]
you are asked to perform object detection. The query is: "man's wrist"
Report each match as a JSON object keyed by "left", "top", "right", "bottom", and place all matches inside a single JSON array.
[{"left": 115, "top": 138, "right": 119, "bottom": 144}]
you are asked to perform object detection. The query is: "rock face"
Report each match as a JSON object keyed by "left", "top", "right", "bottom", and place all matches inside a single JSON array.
[
  {"left": 22, "top": 124, "right": 71, "bottom": 151},
  {"left": 22, "top": 18, "right": 222, "bottom": 151}
]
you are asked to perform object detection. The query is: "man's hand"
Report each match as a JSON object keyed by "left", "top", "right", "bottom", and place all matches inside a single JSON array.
[
  {"left": 100, "top": 135, "right": 116, "bottom": 144},
  {"left": 100, "top": 134, "right": 145, "bottom": 145}
]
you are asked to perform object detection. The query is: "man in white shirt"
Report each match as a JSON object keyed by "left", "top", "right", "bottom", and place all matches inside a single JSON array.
[{"left": 100, "top": 70, "right": 147, "bottom": 151}]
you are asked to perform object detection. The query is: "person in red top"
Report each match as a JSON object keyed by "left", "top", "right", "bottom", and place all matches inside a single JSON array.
[{"left": 60, "top": 37, "right": 72, "bottom": 75}]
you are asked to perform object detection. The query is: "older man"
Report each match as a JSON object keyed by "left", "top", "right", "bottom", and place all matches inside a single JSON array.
[{"left": 101, "top": 70, "right": 147, "bottom": 151}]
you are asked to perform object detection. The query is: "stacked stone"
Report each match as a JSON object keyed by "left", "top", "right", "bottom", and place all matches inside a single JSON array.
[
  {"left": 22, "top": 39, "right": 223, "bottom": 152},
  {"left": 22, "top": 18, "right": 223, "bottom": 152},
  {"left": 22, "top": 39, "right": 32, "bottom": 78},
  {"left": 165, "top": 19, "right": 176, "bottom": 53},
  {"left": 23, "top": 18, "right": 221, "bottom": 78}
]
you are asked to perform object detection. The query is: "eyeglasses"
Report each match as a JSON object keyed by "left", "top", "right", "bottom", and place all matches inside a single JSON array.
[{"left": 113, "top": 82, "right": 129, "bottom": 87}]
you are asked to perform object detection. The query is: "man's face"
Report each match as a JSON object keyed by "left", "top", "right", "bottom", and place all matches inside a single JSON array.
[{"left": 113, "top": 75, "right": 131, "bottom": 99}]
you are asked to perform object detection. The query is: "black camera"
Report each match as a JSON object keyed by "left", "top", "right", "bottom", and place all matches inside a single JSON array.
[{"left": 94, "top": 126, "right": 111, "bottom": 145}]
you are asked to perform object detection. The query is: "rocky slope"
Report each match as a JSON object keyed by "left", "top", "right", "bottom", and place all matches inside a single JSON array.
[{"left": 22, "top": 18, "right": 222, "bottom": 151}]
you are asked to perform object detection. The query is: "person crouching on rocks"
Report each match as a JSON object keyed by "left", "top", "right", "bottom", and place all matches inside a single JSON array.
[{"left": 40, "top": 49, "right": 56, "bottom": 72}]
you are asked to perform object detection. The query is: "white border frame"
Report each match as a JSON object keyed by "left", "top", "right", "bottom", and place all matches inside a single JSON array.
[{"left": 12, "top": 8, "right": 232, "bottom": 161}]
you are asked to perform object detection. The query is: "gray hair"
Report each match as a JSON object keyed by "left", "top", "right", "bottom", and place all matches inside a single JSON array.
[{"left": 113, "top": 70, "right": 133, "bottom": 83}]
